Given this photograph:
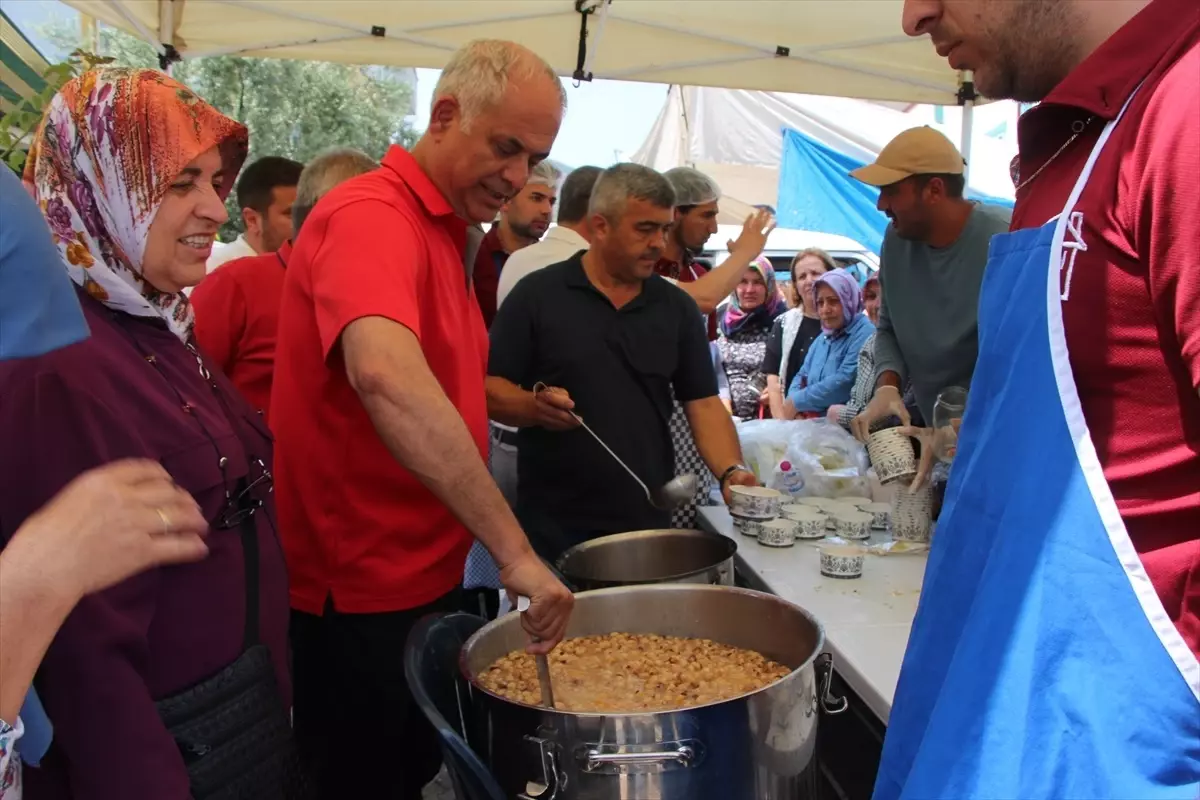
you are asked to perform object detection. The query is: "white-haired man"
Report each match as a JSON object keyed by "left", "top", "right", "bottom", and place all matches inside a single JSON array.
[
  {"left": 474, "top": 159, "right": 562, "bottom": 326},
  {"left": 191, "top": 147, "right": 377, "bottom": 421},
  {"left": 271, "top": 40, "right": 574, "bottom": 799}
]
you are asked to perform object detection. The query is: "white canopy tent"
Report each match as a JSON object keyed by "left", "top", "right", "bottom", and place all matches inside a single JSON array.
[
  {"left": 629, "top": 85, "right": 1014, "bottom": 225},
  {"left": 64, "top": 0, "right": 979, "bottom": 107}
]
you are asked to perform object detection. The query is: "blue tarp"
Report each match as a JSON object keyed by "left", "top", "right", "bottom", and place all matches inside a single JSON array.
[{"left": 777, "top": 127, "right": 1014, "bottom": 254}]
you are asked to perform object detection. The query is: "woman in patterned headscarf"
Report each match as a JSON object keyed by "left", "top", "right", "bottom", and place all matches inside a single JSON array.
[
  {"left": 0, "top": 69, "right": 301, "bottom": 798},
  {"left": 714, "top": 256, "right": 786, "bottom": 419}
]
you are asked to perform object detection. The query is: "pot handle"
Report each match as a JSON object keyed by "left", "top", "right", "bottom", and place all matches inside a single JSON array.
[
  {"left": 585, "top": 744, "right": 695, "bottom": 770},
  {"left": 518, "top": 734, "right": 563, "bottom": 800},
  {"left": 816, "top": 652, "right": 849, "bottom": 715}
]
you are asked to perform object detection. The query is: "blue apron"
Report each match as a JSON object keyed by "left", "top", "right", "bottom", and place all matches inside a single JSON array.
[{"left": 874, "top": 93, "right": 1200, "bottom": 799}]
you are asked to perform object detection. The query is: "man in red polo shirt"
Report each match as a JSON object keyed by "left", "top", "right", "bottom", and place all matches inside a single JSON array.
[
  {"left": 874, "top": 1, "right": 1199, "bottom": 797},
  {"left": 271, "top": 40, "right": 574, "bottom": 799},
  {"left": 472, "top": 159, "right": 562, "bottom": 327},
  {"left": 191, "top": 148, "right": 376, "bottom": 419}
]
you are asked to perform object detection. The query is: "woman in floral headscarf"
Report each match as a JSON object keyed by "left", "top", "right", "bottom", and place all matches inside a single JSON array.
[
  {"left": 783, "top": 268, "right": 876, "bottom": 418},
  {"left": 714, "top": 256, "right": 786, "bottom": 419},
  {"left": 0, "top": 68, "right": 301, "bottom": 798}
]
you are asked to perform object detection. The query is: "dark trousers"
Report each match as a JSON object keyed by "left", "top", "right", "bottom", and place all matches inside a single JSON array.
[{"left": 290, "top": 589, "right": 462, "bottom": 800}]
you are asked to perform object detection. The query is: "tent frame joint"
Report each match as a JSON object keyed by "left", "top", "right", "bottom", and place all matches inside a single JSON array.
[
  {"left": 956, "top": 79, "right": 978, "bottom": 105},
  {"left": 775, "top": 45, "right": 790, "bottom": 58},
  {"left": 158, "top": 44, "right": 181, "bottom": 71}
]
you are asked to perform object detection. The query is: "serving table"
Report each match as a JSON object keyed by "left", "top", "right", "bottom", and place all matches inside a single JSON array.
[{"left": 696, "top": 505, "right": 929, "bottom": 799}]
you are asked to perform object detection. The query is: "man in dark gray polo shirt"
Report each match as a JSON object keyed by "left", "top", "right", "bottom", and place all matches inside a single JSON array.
[
  {"left": 487, "top": 164, "right": 757, "bottom": 561},
  {"left": 849, "top": 127, "right": 1012, "bottom": 488}
]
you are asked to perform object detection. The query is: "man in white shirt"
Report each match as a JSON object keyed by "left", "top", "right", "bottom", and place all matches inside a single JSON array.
[
  {"left": 495, "top": 165, "right": 602, "bottom": 310},
  {"left": 205, "top": 156, "right": 304, "bottom": 274}
]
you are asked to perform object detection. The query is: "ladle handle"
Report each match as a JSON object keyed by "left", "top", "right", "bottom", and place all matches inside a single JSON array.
[
  {"left": 569, "top": 411, "right": 653, "bottom": 500},
  {"left": 517, "top": 596, "right": 556, "bottom": 709}
]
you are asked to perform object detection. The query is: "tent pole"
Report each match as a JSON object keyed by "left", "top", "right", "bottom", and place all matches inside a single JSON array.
[
  {"left": 956, "top": 70, "right": 977, "bottom": 184},
  {"left": 961, "top": 101, "right": 974, "bottom": 181}
]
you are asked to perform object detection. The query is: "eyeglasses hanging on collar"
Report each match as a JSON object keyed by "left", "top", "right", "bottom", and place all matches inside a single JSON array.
[
  {"left": 117, "top": 322, "right": 273, "bottom": 531},
  {"left": 185, "top": 341, "right": 273, "bottom": 530}
]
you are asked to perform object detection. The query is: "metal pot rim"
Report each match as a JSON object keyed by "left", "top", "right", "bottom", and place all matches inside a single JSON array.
[
  {"left": 554, "top": 528, "right": 738, "bottom": 587},
  {"left": 460, "top": 584, "right": 827, "bottom": 718}
]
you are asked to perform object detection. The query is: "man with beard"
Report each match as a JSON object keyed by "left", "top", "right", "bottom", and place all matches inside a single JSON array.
[
  {"left": 486, "top": 163, "right": 758, "bottom": 562},
  {"left": 874, "top": 1, "right": 1199, "bottom": 798},
  {"left": 473, "top": 159, "right": 562, "bottom": 327},
  {"left": 847, "top": 126, "right": 1010, "bottom": 490}
]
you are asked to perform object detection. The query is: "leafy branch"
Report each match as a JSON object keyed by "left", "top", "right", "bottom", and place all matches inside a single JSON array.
[{"left": 0, "top": 50, "right": 114, "bottom": 175}]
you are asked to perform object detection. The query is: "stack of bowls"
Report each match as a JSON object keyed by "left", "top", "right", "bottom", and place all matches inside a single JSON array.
[
  {"left": 891, "top": 480, "right": 934, "bottom": 542},
  {"left": 728, "top": 486, "right": 790, "bottom": 547},
  {"left": 866, "top": 428, "right": 918, "bottom": 486}
]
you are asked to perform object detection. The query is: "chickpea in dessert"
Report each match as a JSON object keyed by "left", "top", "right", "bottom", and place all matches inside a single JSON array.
[{"left": 478, "top": 632, "right": 792, "bottom": 712}]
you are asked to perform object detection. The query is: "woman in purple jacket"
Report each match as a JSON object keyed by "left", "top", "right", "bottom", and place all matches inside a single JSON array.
[{"left": 0, "top": 69, "right": 293, "bottom": 798}]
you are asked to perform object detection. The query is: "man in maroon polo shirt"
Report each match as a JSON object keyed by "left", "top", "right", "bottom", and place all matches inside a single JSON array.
[
  {"left": 271, "top": 40, "right": 574, "bottom": 799},
  {"left": 473, "top": 159, "right": 562, "bottom": 327},
  {"left": 903, "top": 0, "right": 1199, "bottom": 664},
  {"left": 873, "top": 1, "right": 1198, "bottom": 796}
]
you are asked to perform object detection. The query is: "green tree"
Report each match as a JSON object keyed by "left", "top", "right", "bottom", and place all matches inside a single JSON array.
[{"left": 43, "top": 20, "right": 418, "bottom": 240}]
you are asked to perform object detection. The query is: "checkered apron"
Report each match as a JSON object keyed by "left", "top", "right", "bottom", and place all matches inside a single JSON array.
[{"left": 667, "top": 393, "right": 714, "bottom": 529}]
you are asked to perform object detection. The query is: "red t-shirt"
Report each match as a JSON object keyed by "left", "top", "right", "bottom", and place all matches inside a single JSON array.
[
  {"left": 655, "top": 253, "right": 718, "bottom": 340},
  {"left": 190, "top": 241, "right": 290, "bottom": 420},
  {"left": 1012, "top": 0, "right": 1199, "bottom": 655},
  {"left": 271, "top": 146, "right": 487, "bottom": 615}
]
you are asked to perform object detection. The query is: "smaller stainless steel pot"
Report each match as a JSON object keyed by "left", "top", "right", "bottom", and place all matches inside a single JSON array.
[{"left": 555, "top": 528, "right": 736, "bottom": 591}]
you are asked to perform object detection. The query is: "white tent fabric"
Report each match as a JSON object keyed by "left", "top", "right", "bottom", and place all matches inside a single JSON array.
[
  {"left": 630, "top": 85, "right": 1016, "bottom": 223},
  {"left": 64, "top": 0, "right": 974, "bottom": 105}
]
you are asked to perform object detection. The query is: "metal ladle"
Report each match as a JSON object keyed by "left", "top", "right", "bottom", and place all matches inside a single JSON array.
[{"left": 569, "top": 411, "right": 698, "bottom": 510}]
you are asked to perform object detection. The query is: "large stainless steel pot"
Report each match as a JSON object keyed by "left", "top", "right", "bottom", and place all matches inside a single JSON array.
[
  {"left": 460, "top": 584, "right": 844, "bottom": 800},
  {"left": 555, "top": 528, "right": 736, "bottom": 591}
]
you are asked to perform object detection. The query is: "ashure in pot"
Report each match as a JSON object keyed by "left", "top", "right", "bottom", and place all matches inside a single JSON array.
[{"left": 460, "top": 584, "right": 845, "bottom": 800}]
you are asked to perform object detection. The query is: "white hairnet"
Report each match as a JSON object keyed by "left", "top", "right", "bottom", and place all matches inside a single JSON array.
[
  {"left": 529, "top": 160, "right": 564, "bottom": 189},
  {"left": 663, "top": 166, "right": 721, "bottom": 207}
]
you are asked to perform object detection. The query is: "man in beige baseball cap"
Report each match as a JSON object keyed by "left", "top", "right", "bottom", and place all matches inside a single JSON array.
[
  {"left": 848, "top": 125, "right": 1012, "bottom": 494},
  {"left": 850, "top": 125, "right": 967, "bottom": 188}
]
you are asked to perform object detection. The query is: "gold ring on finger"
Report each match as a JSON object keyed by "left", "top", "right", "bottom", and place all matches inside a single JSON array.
[{"left": 155, "top": 507, "right": 171, "bottom": 535}]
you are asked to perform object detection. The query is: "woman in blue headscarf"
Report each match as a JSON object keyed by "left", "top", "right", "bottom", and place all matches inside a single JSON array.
[
  {"left": 714, "top": 256, "right": 786, "bottom": 420},
  {"left": 784, "top": 268, "right": 875, "bottom": 418}
]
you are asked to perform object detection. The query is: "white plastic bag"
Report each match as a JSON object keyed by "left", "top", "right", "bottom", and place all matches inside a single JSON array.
[
  {"left": 736, "top": 419, "right": 871, "bottom": 499},
  {"left": 735, "top": 419, "right": 796, "bottom": 487},
  {"left": 783, "top": 420, "right": 871, "bottom": 498}
]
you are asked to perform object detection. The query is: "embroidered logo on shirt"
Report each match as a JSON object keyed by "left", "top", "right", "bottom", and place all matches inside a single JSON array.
[{"left": 1059, "top": 211, "right": 1087, "bottom": 301}]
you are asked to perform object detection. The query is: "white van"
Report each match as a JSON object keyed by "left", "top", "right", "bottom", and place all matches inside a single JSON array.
[{"left": 700, "top": 226, "right": 879, "bottom": 300}]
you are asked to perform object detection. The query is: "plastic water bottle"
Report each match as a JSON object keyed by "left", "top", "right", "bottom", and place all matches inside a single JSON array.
[{"left": 777, "top": 460, "right": 805, "bottom": 497}]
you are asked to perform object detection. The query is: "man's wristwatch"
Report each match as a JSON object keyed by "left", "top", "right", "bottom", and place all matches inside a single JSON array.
[{"left": 718, "top": 463, "right": 752, "bottom": 490}]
